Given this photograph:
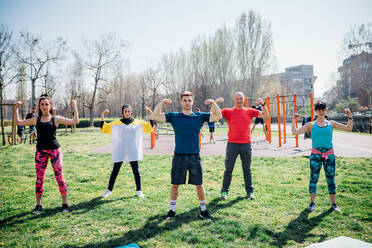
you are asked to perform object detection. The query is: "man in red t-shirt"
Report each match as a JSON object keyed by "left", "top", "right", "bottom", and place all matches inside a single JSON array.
[{"left": 220, "top": 92, "right": 268, "bottom": 199}]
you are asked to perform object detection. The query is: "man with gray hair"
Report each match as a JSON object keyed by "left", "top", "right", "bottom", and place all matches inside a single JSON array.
[{"left": 220, "top": 92, "right": 268, "bottom": 199}]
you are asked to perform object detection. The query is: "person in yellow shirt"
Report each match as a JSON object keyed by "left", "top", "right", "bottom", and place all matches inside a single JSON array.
[{"left": 100, "top": 104, "right": 153, "bottom": 199}]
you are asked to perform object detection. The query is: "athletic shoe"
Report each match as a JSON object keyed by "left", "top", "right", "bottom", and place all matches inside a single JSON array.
[
  {"left": 332, "top": 204, "right": 341, "bottom": 212},
  {"left": 62, "top": 204, "right": 70, "bottom": 213},
  {"left": 102, "top": 189, "right": 112, "bottom": 198},
  {"left": 137, "top": 191, "right": 144, "bottom": 198},
  {"left": 221, "top": 191, "right": 228, "bottom": 199},
  {"left": 248, "top": 192, "right": 255, "bottom": 200},
  {"left": 166, "top": 210, "right": 176, "bottom": 220},
  {"left": 32, "top": 205, "right": 42, "bottom": 215},
  {"left": 307, "top": 202, "right": 316, "bottom": 212},
  {"left": 198, "top": 210, "right": 212, "bottom": 220}
]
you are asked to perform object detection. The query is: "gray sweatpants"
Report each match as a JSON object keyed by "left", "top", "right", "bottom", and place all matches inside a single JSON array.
[{"left": 221, "top": 142, "right": 254, "bottom": 194}]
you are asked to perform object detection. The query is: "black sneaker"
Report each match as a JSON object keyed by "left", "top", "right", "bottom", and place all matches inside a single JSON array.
[
  {"left": 166, "top": 210, "right": 176, "bottom": 220},
  {"left": 62, "top": 204, "right": 70, "bottom": 213},
  {"left": 307, "top": 202, "right": 316, "bottom": 212},
  {"left": 32, "top": 205, "right": 42, "bottom": 215},
  {"left": 198, "top": 210, "right": 212, "bottom": 220},
  {"left": 332, "top": 203, "right": 341, "bottom": 212}
]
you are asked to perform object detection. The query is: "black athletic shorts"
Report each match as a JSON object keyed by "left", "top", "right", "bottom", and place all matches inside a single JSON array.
[
  {"left": 254, "top": 118, "right": 264, "bottom": 124},
  {"left": 171, "top": 153, "right": 203, "bottom": 185},
  {"left": 209, "top": 127, "right": 215, "bottom": 133}
]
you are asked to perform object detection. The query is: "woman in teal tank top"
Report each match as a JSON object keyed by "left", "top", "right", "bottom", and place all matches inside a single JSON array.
[{"left": 292, "top": 100, "right": 353, "bottom": 212}]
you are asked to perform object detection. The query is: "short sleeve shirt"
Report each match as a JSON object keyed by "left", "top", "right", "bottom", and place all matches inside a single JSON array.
[
  {"left": 165, "top": 112, "right": 210, "bottom": 154},
  {"left": 222, "top": 107, "right": 260, "bottom": 143}
]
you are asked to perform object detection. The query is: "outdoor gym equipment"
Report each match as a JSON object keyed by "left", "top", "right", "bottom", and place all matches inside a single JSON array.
[{"left": 264, "top": 92, "right": 314, "bottom": 147}]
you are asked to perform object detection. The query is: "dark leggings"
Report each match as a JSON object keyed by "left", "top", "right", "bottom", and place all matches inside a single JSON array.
[{"left": 107, "top": 161, "right": 141, "bottom": 191}]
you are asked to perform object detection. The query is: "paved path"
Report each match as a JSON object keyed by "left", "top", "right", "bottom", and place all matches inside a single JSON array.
[{"left": 90, "top": 131, "right": 372, "bottom": 158}]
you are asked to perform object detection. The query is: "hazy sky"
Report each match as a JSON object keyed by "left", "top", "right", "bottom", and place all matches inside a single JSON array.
[{"left": 1, "top": 0, "right": 372, "bottom": 97}]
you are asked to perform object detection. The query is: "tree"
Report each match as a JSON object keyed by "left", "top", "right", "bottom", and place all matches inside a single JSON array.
[
  {"left": 335, "top": 97, "right": 360, "bottom": 113},
  {"left": 0, "top": 25, "right": 19, "bottom": 145},
  {"left": 16, "top": 65, "right": 28, "bottom": 118},
  {"left": 235, "top": 10, "right": 276, "bottom": 100},
  {"left": 210, "top": 25, "right": 236, "bottom": 107},
  {"left": 189, "top": 36, "right": 214, "bottom": 109},
  {"left": 138, "top": 73, "right": 150, "bottom": 118},
  {"left": 75, "top": 33, "right": 128, "bottom": 127},
  {"left": 340, "top": 23, "right": 372, "bottom": 59},
  {"left": 339, "top": 23, "right": 372, "bottom": 108},
  {"left": 12, "top": 32, "right": 67, "bottom": 107},
  {"left": 144, "top": 64, "right": 165, "bottom": 110}
]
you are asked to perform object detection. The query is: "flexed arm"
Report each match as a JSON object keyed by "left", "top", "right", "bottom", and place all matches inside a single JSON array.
[
  {"left": 145, "top": 105, "right": 153, "bottom": 120},
  {"left": 14, "top": 101, "right": 36, "bottom": 126},
  {"left": 152, "top": 99, "right": 172, "bottom": 122},
  {"left": 256, "top": 98, "right": 269, "bottom": 120},
  {"left": 292, "top": 113, "right": 312, "bottom": 135},
  {"left": 55, "top": 100, "right": 79, "bottom": 126},
  {"left": 331, "top": 108, "right": 353, "bottom": 131},
  {"left": 205, "top": 98, "right": 222, "bottom": 122}
]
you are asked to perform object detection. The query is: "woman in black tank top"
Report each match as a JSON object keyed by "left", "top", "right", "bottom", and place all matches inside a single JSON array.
[{"left": 15, "top": 94, "right": 79, "bottom": 214}]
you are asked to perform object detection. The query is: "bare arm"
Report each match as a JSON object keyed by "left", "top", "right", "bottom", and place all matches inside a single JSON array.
[
  {"left": 55, "top": 100, "right": 79, "bottom": 126},
  {"left": 331, "top": 108, "right": 353, "bottom": 131},
  {"left": 145, "top": 105, "right": 153, "bottom": 120},
  {"left": 256, "top": 99, "right": 269, "bottom": 120},
  {"left": 206, "top": 99, "right": 222, "bottom": 122},
  {"left": 292, "top": 113, "right": 312, "bottom": 135},
  {"left": 14, "top": 101, "right": 36, "bottom": 126},
  {"left": 215, "top": 97, "right": 224, "bottom": 105},
  {"left": 152, "top": 99, "right": 171, "bottom": 122},
  {"left": 101, "top": 109, "right": 110, "bottom": 121}
]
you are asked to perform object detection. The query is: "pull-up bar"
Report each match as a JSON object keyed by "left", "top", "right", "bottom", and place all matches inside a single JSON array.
[{"left": 264, "top": 92, "right": 314, "bottom": 147}]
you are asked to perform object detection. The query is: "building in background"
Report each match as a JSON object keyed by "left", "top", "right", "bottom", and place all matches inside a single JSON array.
[
  {"left": 336, "top": 51, "right": 372, "bottom": 109},
  {"left": 279, "top": 65, "right": 316, "bottom": 108},
  {"left": 259, "top": 65, "right": 316, "bottom": 117}
]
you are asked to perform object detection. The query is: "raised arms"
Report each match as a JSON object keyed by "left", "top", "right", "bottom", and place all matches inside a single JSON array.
[
  {"left": 331, "top": 108, "right": 353, "bottom": 131},
  {"left": 55, "top": 100, "right": 79, "bottom": 127},
  {"left": 152, "top": 99, "right": 172, "bottom": 122},
  {"left": 205, "top": 98, "right": 223, "bottom": 122},
  {"left": 14, "top": 101, "right": 37, "bottom": 126}
]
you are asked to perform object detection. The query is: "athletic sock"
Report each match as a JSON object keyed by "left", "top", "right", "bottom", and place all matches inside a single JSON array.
[
  {"left": 170, "top": 200, "right": 176, "bottom": 211},
  {"left": 200, "top": 200, "right": 206, "bottom": 211}
]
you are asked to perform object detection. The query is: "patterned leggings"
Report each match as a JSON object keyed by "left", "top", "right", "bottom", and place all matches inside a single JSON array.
[
  {"left": 35, "top": 148, "right": 67, "bottom": 195},
  {"left": 309, "top": 148, "right": 336, "bottom": 194}
]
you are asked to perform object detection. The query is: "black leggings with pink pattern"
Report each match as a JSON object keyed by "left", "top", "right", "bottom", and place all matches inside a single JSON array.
[{"left": 35, "top": 148, "right": 67, "bottom": 195}]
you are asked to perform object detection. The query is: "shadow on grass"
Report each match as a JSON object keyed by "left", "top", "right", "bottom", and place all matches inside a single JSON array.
[
  {"left": 0, "top": 196, "right": 133, "bottom": 226},
  {"left": 66, "top": 196, "right": 246, "bottom": 248},
  {"left": 263, "top": 208, "right": 333, "bottom": 247}
]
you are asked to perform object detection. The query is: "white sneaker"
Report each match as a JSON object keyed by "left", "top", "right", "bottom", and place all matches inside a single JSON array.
[
  {"left": 102, "top": 189, "right": 112, "bottom": 198},
  {"left": 137, "top": 191, "right": 144, "bottom": 198}
]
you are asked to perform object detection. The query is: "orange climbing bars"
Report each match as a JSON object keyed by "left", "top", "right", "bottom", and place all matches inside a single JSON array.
[
  {"left": 276, "top": 94, "right": 281, "bottom": 147},
  {"left": 293, "top": 94, "right": 299, "bottom": 147},
  {"left": 265, "top": 96, "right": 271, "bottom": 143},
  {"left": 282, "top": 96, "right": 286, "bottom": 144},
  {"left": 245, "top": 97, "right": 249, "bottom": 108}
]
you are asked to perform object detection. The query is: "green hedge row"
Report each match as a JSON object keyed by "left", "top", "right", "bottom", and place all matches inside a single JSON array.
[{"left": 58, "top": 118, "right": 117, "bottom": 129}]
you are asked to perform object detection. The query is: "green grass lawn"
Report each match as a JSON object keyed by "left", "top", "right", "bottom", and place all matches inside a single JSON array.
[{"left": 0, "top": 132, "right": 371, "bottom": 247}]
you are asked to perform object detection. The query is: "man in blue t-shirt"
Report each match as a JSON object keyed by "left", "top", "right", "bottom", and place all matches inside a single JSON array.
[{"left": 153, "top": 91, "right": 222, "bottom": 220}]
